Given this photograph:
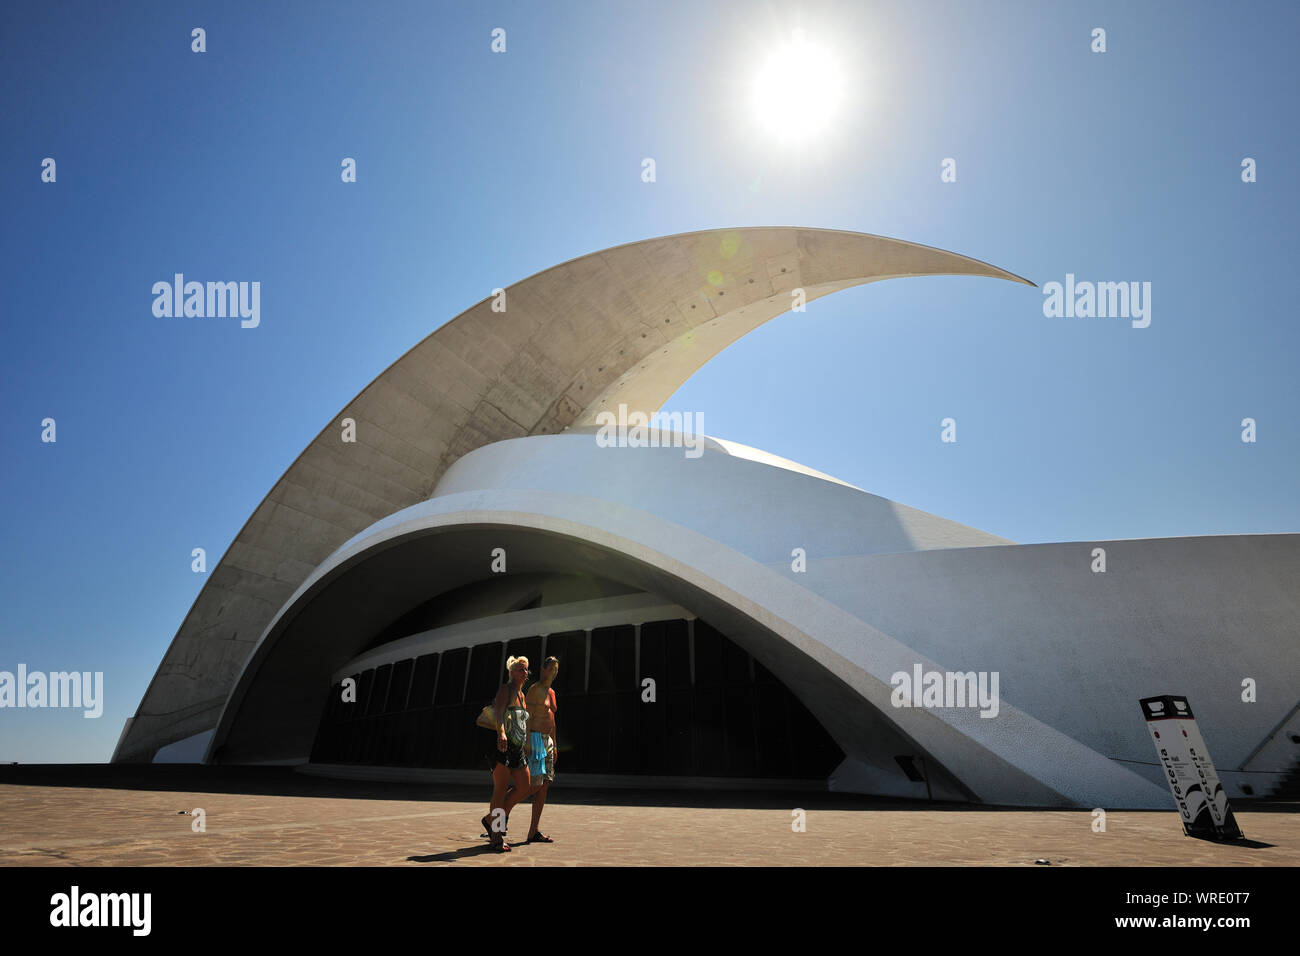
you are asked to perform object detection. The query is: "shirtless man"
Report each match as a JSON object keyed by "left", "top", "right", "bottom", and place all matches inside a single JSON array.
[{"left": 521, "top": 656, "right": 559, "bottom": 843}]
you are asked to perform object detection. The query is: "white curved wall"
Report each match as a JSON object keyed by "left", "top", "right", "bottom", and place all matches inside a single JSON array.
[
  {"left": 276, "top": 433, "right": 1298, "bottom": 806},
  {"left": 200, "top": 437, "right": 1194, "bottom": 805},
  {"left": 431, "top": 432, "right": 1012, "bottom": 557}
]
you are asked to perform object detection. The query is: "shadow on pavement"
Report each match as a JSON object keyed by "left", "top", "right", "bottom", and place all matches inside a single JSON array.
[{"left": 2, "top": 764, "right": 1296, "bottom": 815}]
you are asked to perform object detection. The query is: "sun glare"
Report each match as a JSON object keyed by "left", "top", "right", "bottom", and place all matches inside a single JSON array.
[{"left": 752, "top": 30, "right": 845, "bottom": 143}]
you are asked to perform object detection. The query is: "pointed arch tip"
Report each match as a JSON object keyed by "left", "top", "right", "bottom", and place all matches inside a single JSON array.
[
  {"left": 811, "top": 226, "right": 1034, "bottom": 288},
  {"left": 487, "top": 225, "right": 1037, "bottom": 302}
]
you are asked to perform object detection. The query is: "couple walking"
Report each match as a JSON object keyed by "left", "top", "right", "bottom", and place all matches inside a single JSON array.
[{"left": 481, "top": 654, "right": 559, "bottom": 852}]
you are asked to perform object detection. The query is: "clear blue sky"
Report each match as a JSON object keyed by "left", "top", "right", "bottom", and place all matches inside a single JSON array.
[{"left": 2, "top": 0, "right": 1297, "bottom": 761}]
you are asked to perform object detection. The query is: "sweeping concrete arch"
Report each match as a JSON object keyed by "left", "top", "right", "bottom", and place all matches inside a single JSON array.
[{"left": 115, "top": 227, "right": 1032, "bottom": 763}]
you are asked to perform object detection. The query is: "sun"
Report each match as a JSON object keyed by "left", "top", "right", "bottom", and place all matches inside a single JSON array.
[{"left": 751, "top": 30, "right": 845, "bottom": 143}]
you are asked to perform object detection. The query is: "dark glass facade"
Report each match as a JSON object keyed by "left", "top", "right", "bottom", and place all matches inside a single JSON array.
[{"left": 310, "top": 618, "right": 844, "bottom": 779}]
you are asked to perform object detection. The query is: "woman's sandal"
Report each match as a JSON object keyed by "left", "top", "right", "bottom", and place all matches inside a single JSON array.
[
  {"left": 483, "top": 814, "right": 513, "bottom": 851},
  {"left": 485, "top": 822, "right": 511, "bottom": 851},
  {"left": 526, "top": 831, "right": 554, "bottom": 843}
]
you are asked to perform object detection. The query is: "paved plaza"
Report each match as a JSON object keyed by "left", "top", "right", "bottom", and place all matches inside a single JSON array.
[{"left": 0, "top": 767, "right": 1294, "bottom": 866}]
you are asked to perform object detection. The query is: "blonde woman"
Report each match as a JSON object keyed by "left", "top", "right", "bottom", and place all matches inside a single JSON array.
[{"left": 481, "top": 655, "right": 532, "bottom": 851}]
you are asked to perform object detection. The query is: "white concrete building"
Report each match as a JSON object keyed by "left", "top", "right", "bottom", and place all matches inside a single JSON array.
[{"left": 116, "top": 227, "right": 1300, "bottom": 808}]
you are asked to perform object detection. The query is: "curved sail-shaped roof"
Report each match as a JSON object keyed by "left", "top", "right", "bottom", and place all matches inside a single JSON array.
[{"left": 114, "top": 226, "right": 1031, "bottom": 762}]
